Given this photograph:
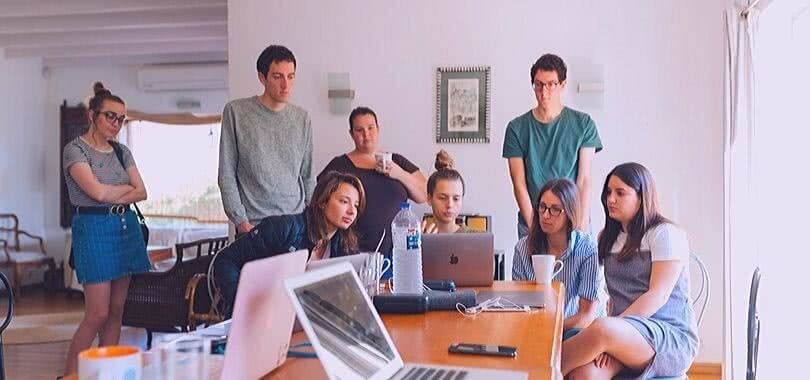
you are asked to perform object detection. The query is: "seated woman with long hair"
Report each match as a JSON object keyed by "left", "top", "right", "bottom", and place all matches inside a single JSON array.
[
  {"left": 422, "top": 149, "right": 472, "bottom": 234},
  {"left": 511, "top": 178, "right": 604, "bottom": 333},
  {"left": 562, "top": 162, "right": 698, "bottom": 379},
  {"left": 213, "top": 171, "right": 366, "bottom": 317}
]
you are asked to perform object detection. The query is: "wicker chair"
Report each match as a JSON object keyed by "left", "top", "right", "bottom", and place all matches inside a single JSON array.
[
  {"left": 122, "top": 236, "right": 228, "bottom": 348},
  {"left": 0, "top": 214, "right": 56, "bottom": 298}
]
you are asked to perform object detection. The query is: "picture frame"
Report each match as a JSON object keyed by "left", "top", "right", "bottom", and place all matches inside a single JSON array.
[{"left": 435, "top": 66, "right": 491, "bottom": 143}]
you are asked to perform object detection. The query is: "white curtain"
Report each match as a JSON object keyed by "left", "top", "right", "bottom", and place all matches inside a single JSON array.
[{"left": 723, "top": 4, "right": 758, "bottom": 380}]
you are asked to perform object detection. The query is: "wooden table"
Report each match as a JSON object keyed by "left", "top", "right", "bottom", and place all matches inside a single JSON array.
[{"left": 259, "top": 281, "right": 565, "bottom": 380}]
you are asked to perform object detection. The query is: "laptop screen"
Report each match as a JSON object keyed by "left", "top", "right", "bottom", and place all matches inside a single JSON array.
[{"left": 290, "top": 269, "right": 397, "bottom": 378}]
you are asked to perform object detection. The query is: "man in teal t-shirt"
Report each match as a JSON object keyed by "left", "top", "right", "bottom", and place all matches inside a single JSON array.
[{"left": 502, "top": 54, "right": 602, "bottom": 238}]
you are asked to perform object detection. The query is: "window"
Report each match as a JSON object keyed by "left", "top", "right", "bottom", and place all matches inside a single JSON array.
[{"left": 125, "top": 121, "right": 226, "bottom": 224}]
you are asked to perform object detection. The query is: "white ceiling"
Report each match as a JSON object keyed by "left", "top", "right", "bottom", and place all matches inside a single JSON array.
[{"left": 0, "top": 0, "right": 227, "bottom": 67}]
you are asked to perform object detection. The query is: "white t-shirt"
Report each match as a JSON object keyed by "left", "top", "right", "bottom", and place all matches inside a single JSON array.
[{"left": 612, "top": 223, "right": 690, "bottom": 262}]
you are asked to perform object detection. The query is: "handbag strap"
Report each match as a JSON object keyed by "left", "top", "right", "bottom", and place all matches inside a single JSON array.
[{"left": 108, "top": 141, "right": 146, "bottom": 222}]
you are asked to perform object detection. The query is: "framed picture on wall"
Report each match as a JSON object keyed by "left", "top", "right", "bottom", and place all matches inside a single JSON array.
[{"left": 435, "top": 66, "right": 491, "bottom": 143}]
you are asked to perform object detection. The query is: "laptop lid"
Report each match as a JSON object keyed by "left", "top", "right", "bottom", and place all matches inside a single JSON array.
[
  {"left": 221, "top": 250, "right": 308, "bottom": 379},
  {"left": 305, "top": 252, "right": 369, "bottom": 273},
  {"left": 422, "top": 233, "right": 494, "bottom": 286},
  {"left": 285, "top": 263, "right": 404, "bottom": 380}
]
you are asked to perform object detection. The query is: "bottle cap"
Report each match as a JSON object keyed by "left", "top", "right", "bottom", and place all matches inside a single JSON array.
[{"left": 400, "top": 201, "right": 410, "bottom": 209}]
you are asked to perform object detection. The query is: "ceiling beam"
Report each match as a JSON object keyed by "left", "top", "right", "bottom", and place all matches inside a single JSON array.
[
  {"left": 5, "top": 38, "right": 227, "bottom": 59},
  {"left": 0, "top": 23, "right": 227, "bottom": 48},
  {"left": 0, "top": 4, "right": 226, "bottom": 34},
  {"left": 42, "top": 51, "right": 228, "bottom": 67},
  {"left": 0, "top": 0, "right": 225, "bottom": 17}
]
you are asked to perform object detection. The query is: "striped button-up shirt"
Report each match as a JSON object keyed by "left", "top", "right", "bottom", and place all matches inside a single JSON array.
[{"left": 512, "top": 229, "right": 606, "bottom": 318}]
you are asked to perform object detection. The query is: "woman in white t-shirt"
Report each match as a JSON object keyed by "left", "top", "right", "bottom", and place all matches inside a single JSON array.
[{"left": 561, "top": 162, "right": 698, "bottom": 379}]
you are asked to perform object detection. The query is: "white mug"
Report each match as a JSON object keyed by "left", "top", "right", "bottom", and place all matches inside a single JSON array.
[
  {"left": 374, "top": 152, "right": 393, "bottom": 172},
  {"left": 531, "top": 255, "right": 564, "bottom": 284},
  {"left": 78, "top": 345, "right": 142, "bottom": 380}
]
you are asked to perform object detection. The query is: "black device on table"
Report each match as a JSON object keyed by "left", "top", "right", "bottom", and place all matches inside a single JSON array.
[
  {"left": 424, "top": 279, "right": 456, "bottom": 292},
  {"left": 448, "top": 343, "right": 517, "bottom": 358}
]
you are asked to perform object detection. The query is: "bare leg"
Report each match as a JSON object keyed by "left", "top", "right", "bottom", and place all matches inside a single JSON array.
[
  {"left": 64, "top": 282, "right": 112, "bottom": 376},
  {"left": 561, "top": 317, "right": 655, "bottom": 375},
  {"left": 99, "top": 275, "right": 131, "bottom": 346},
  {"left": 567, "top": 354, "right": 624, "bottom": 380}
]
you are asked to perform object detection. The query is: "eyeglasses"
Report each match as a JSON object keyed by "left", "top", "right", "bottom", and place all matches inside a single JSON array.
[
  {"left": 538, "top": 203, "right": 564, "bottom": 217},
  {"left": 98, "top": 110, "right": 127, "bottom": 125},
  {"left": 532, "top": 81, "right": 560, "bottom": 91}
]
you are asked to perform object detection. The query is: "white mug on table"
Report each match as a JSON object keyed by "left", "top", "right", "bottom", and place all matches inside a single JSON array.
[
  {"left": 531, "top": 254, "right": 564, "bottom": 284},
  {"left": 78, "top": 345, "right": 141, "bottom": 380}
]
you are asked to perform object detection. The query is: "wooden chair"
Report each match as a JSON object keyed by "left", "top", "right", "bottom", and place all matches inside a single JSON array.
[
  {"left": 122, "top": 236, "right": 228, "bottom": 348},
  {"left": 0, "top": 214, "right": 56, "bottom": 298}
]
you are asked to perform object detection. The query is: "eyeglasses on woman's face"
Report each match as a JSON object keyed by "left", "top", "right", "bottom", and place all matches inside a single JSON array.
[
  {"left": 97, "top": 110, "right": 126, "bottom": 125},
  {"left": 538, "top": 203, "right": 564, "bottom": 217}
]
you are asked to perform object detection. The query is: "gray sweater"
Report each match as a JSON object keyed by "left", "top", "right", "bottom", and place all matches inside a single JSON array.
[{"left": 217, "top": 96, "right": 314, "bottom": 225}]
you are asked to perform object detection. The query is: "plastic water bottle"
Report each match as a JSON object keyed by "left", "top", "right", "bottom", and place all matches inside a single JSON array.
[{"left": 391, "top": 202, "right": 423, "bottom": 294}]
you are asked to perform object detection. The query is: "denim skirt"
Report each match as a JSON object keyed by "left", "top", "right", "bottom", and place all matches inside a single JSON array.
[{"left": 71, "top": 209, "right": 151, "bottom": 284}]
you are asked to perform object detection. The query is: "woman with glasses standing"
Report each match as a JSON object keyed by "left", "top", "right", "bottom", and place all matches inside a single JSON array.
[
  {"left": 62, "top": 82, "right": 150, "bottom": 377},
  {"left": 511, "top": 178, "right": 605, "bottom": 333}
]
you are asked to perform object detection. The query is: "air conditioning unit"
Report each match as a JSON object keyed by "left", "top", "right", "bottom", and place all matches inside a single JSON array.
[{"left": 137, "top": 63, "right": 228, "bottom": 92}]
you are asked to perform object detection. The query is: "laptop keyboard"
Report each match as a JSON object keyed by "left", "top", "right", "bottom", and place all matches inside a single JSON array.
[{"left": 401, "top": 366, "right": 468, "bottom": 380}]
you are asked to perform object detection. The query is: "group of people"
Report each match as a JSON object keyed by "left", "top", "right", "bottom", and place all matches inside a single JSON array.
[{"left": 59, "top": 43, "right": 698, "bottom": 379}]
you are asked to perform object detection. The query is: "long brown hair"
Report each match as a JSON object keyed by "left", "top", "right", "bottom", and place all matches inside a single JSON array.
[
  {"left": 427, "top": 149, "right": 465, "bottom": 195},
  {"left": 527, "top": 179, "right": 580, "bottom": 255},
  {"left": 597, "top": 162, "right": 671, "bottom": 263},
  {"left": 305, "top": 171, "right": 366, "bottom": 254}
]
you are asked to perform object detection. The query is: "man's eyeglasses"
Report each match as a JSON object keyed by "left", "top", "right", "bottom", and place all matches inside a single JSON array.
[
  {"left": 538, "top": 203, "right": 564, "bottom": 217},
  {"left": 98, "top": 111, "right": 127, "bottom": 125},
  {"left": 532, "top": 81, "right": 560, "bottom": 91}
]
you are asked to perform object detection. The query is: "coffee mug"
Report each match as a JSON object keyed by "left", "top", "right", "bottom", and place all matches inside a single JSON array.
[
  {"left": 374, "top": 152, "right": 393, "bottom": 172},
  {"left": 531, "top": 255, "right": 564, "bottom": 284},
  {"left": 78, "top": 345, "right": 141, "bottom": 380}
]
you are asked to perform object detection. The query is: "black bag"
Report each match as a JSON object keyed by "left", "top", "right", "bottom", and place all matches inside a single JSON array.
[{"left": 68, "top": 142, "right": 149, "bottom": 270}]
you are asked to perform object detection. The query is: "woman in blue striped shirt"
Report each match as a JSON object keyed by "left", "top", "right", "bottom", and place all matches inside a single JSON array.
[{"left": 512, "top": 178, "right": 605, "bottom": 332}]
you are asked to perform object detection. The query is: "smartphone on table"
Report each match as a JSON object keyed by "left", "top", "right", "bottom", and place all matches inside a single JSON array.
[{"left": 448, "top": 343, "right": 517, "bottom": 357}]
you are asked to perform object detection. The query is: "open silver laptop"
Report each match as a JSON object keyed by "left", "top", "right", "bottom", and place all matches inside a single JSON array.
[
  {"left": 422, "top": 233, "right": 494, "bottom": 286},
  {"left": 220, "top": 250, "right": 308, "bottom": 379},
  {"left": 306, "top": 252, "right": 369, "bottom": 273},
  {"left": 284, "top": 263, "right": 527, "bottom": 380}
]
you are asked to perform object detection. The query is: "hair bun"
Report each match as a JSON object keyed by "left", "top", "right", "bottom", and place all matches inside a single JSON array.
[
  {"left": 92, "top": 81, "right": 110, "bottom": 95},
  {"left": 434, "top": 149, "right": 455, "bottom": 171}
]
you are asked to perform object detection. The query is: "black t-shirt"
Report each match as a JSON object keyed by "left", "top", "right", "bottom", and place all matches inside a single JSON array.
[{"left": 317, "top": 153, "right": 419, "bottom": 255}]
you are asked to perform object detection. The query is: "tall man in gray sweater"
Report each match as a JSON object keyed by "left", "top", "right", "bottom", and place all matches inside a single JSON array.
[{"left": 218, "top": 45, "right": 314, "bottom": 234}]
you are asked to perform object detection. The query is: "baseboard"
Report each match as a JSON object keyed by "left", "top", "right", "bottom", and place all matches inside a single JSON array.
[{"left": 688, "top": 362, "right": 722, "bottom": 375}]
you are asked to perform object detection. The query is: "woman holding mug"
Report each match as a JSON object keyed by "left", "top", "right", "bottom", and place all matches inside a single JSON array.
[
  {"left": 511, "top": 178, "right": 604, "bottom": 332},
  {"left": 63, "top": 82, "right": 150, "bottom": 376},
  {"left": 318, "top": 106, "right": 427, "bottom": 259},
  {"left": 562, "top": 162, "right": 697, "bottom": 379}
]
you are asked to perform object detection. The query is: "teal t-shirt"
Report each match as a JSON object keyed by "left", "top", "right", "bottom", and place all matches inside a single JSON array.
[{"left": 502, "top": 107, "right": 602, "bottom": 205}]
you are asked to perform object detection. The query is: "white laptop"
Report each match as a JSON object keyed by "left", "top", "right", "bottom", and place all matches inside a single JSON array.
[
  {"left": 219, "top": 249, "right": 308, "bottom": 379},
  {"left": 284, "top": 263, "right": 528, "bottom": 380},
  {"left": 422, "top": 233, "right": 495, "bottom": 286},
  {"left": 306, "top": 252, "right": 369, "bottom": 273}
]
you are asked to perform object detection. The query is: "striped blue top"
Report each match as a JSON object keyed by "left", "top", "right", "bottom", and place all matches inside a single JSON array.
[{"left": 512, "top": 229, "right": 606, "bottom": 318}]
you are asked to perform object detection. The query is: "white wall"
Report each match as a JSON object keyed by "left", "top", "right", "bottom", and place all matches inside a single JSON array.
[
  {"left": 228, "top": 0, "right": 729, "bottom": 363},
  {"left": 727, "top": 1, "right": 810, "bottom": 378},
  {"left": 0, "top": 51, "right": 46, "bottom": 284},
  {"left": 42, "top": 65, "right": 228, "bottom": 260}
]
